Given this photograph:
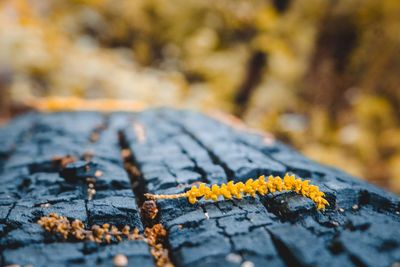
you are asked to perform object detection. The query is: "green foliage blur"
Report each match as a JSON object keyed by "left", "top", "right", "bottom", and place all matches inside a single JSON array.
[{"left": 1, "top": 0, "right": 399, "bottom": 193}]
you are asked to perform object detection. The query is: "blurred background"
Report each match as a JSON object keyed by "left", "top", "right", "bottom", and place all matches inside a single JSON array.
[{"left": 0, "top": 0, "right": 399, "bottom": 194}]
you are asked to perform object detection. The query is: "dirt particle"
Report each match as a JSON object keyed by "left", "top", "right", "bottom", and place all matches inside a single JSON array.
[
  {"left": 133, "top": 122, "right": 146, "bottom": 143},
  {"left": 226, "top": 253, "right": 242, "bottom": 264},
  {"left": 241, "top": 261, "right": 255, "bottom": 267},
  {"left": 82, "top": 151, "right": 94, "bottom": 161},
  {"left": 331, "top": 221, "right": 339, "bottom": 227},
  {"left": 113, "top": 254, "right": 128, "bottom": 267}
]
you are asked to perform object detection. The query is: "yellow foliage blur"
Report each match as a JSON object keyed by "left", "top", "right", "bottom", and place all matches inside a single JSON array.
[{"left": 0, "top": 0, "right": 399, "bottom": 193}]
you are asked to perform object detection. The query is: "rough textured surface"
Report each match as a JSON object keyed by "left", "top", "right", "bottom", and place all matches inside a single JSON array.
[{"left": 0, "top": 109, "right": 399, "bottom": 267}]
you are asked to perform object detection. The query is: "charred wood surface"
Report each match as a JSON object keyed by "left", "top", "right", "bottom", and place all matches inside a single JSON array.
[{"left": 0, "top": 110, "right": 399, "bottom": 267}]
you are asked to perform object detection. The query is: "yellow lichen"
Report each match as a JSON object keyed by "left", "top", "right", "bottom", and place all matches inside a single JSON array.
[
  {"left": 38, "top": 213, "right": 174, "bottom": 267},
  {"left": 145, "top": 173, "right": 329, "bottom": 210}
]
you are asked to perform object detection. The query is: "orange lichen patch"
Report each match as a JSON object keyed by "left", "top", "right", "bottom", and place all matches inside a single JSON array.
[
  {"left": 145, "top": 173, "right": 329, "bottom": 210},
  {"left": 122, "top": 149, "right": 141, "bottom": 178},
  {"left": 121, "top": 149, "right": 132, "bottom": 159},
  {"left": 37, "top": 213, "right": 143, "bottom": 243},
  {"left": 95, "top": 170, "right": 103, "bottom": 178},
  {"left": 23, "top": 97, "right": 146, "bottom": 112},
  {"left": 119, "top": 146, "right": 142, "bottom": 190},
  {"left": 51, "top": 155, "right": 77, "bottom": 168},
  {"left": 141, "top": 200, "right": 159, "bottom": 220},
  {"left": 133, "top": 122, "right": 146, "bottom": 143},
  {"left": 38, "top": 214, "right": 174, "bottom": 267},
  {"left": 144, "top": 224, "right": 174, "bottom": 267}
]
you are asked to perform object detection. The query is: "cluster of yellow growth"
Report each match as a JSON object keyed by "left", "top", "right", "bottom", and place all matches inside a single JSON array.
[
  {"left": 145, "top": 173, "right": 329, "bottom": 210},
  {"left": 38, "top": 213, "right": 173, "bottom": 267},
  {"left": 144, "top": 224, "right": 174, "bottom": 267},
  {"left": 37, "top": 213, "right": 143, "bottom": 243}
]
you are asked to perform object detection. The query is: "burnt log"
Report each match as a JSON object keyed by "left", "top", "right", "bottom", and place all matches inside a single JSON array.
[{"left": 0, "top": 109, "right": 399, "bottom": 267}]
